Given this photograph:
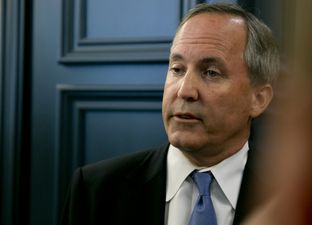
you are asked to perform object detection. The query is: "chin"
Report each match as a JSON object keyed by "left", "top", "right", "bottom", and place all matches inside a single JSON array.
[{"left": 168, "top": 133, "right": 205, "bottom": 152}]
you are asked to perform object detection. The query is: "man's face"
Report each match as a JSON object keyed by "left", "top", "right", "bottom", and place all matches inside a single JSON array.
[{"left": 162, "top": 13, "right": 259, "bottom": 162}]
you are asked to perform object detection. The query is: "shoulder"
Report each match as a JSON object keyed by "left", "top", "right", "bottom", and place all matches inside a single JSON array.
[{"left": 76, "top": 144, "right": 169, "bottom": 185}]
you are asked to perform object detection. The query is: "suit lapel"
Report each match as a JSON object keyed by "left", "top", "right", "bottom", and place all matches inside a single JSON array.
[
  {"left": 119, "top": 144, "right": 169, "bottom": 225},
  {"left": 233, "top": 141, "right": 265, "bottom": 225}
]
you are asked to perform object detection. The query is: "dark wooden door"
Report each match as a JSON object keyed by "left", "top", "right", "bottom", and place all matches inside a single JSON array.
[
  {"left": 3, "top": 1, "right": 284, "bottom": 225},
  {"left": 28, "top": 1, "right": 200, "bottom": 225}
]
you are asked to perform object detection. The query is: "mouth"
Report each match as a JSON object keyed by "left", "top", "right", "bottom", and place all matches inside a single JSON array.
[{"left": 173, "top": 112, "right": 201, "bottom": 121}]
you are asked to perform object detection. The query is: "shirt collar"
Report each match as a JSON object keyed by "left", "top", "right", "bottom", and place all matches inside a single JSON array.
[
  {"left": 166, "top": 145, "right": 196, "bottom": 202},
  {"left": 210, "top": 142, "right": 249, "bottom": 209},
  {"left": 165, "top": 142, "right": 249, "bottom": 209}
]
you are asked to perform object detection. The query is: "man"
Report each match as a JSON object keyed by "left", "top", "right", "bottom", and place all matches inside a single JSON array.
[{"left": 60, "top": 3, "right": 279, "bottom": 225}]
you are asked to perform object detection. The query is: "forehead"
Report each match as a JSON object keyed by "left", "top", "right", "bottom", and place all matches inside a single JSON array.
[
  {"left": 172, "top": 13, "right": 247, "bottom": 55},
  {"left": 180, "top": 12, "right": 246, "bottom": 32}
]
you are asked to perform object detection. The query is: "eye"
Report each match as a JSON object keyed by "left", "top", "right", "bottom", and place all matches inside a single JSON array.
[
  {"left": 169, "top": 64, "right": 185, "bottom": 76},
  {"left": 202, "top": 69, "right": 221, "bottom": 78}
]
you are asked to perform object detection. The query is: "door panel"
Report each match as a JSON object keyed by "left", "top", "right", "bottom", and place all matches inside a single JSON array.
[{"left": 30, "top": 1, "right": 199, "bottom": 224}]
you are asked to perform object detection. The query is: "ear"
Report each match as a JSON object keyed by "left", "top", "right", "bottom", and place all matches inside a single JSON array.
[{"left": 250, "top": 84, "right": 273, "bottom": 118}]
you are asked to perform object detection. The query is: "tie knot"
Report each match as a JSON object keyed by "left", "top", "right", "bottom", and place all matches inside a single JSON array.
[{"left": 191, "top": 171, "right": 213, "bottom": 196}]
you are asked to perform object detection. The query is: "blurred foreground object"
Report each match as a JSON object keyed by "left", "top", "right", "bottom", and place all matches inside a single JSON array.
[{"left": 243, "top": 0, "right": 312, "bottom": 224}]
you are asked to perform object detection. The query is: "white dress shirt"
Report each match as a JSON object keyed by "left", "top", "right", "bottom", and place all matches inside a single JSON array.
[{"left": 165, "top": 143, "right": 249, "bottom": 225}]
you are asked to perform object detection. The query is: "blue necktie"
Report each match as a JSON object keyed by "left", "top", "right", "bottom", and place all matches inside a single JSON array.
[{"left": 188, "top": 171, "right": 217, "bottom": 225}]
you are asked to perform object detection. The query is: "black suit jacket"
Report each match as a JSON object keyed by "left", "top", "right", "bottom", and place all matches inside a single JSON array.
[{"left": 60, "top": 142, "right": 262, "bottom": 225}]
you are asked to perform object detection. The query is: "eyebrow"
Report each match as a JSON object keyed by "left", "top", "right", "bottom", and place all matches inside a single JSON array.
[
  {"left": 200, "top": 57, "right": 225, "bottom": 67},
  {"left": 169, "top": 53, "right": 225, "bottom": 67},
  {"left": 169, "top": 53, "right": 184, "bottom": 62}
]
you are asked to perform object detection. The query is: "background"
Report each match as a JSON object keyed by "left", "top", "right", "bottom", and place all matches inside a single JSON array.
[{"left": 0, "top": 0, "right": 284, "bottom": 225}]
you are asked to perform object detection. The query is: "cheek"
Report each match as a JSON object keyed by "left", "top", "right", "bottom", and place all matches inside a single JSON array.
[
  {"left": 162, "top": 81, "right": 174, "bottom": 118},
  {"left": 206, "top": 86, "right": 252, "bottom": 117},
  {"left": 162, "top": 77, "right": 177, "bottom": 105},
  {"left": 227, "top": 92, "right": 253, "bottom": 119}
]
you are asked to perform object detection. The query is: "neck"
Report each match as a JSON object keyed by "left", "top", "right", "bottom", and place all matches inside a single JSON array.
[{"left": 181, "top": 140, "right": 248, "bottom": 167}]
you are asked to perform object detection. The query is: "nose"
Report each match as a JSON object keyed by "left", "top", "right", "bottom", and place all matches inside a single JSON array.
[{"left": 177, "top": 72, "right": 199, "bottom": 101}]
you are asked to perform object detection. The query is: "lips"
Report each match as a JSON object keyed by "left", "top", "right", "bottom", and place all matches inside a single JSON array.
[{"left": 173, "top": 112, "right": 201, "bottom": 121}]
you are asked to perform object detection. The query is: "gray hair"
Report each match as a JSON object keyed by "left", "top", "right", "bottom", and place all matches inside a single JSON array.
[{"left": 175, "top": 3, "right": 280, "bottom": 86}]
